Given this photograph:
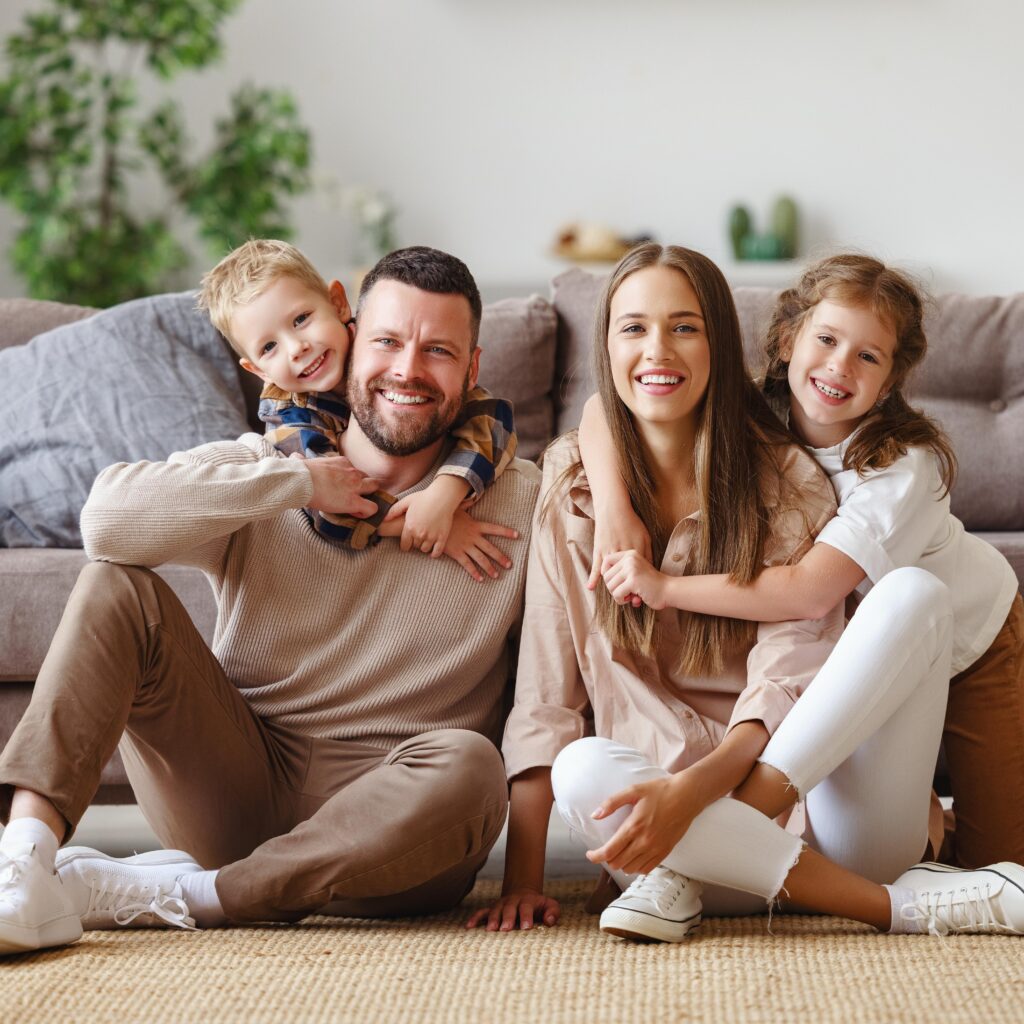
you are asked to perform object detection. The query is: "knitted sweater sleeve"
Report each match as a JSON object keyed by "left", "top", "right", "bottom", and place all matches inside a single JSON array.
[{"left": 80, "top": 434, "right": 313, "bottom": 573}]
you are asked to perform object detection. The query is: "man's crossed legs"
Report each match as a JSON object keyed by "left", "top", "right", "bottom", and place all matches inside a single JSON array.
[{"left": 0, "top": 562, "right": 508, "bottom": 952}]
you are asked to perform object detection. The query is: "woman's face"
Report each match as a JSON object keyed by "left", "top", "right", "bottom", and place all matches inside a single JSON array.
[{"left": 607, "top": 264, "right": 712, "bottom": 432}]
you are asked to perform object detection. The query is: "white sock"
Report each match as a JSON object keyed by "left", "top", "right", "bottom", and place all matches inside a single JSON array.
[
  {"left": 178, "top": 869, "right": 227, "bottom": 928},
  {"left": 885, "top": 884, "right": 925, "bottom": 934},
  {"left": 0, "top": 817, "right": 60, "bottom": 871}
]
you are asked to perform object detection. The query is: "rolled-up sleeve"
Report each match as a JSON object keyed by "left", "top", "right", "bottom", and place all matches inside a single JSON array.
[
  {"left": 502, "top": 497, "right": 591, "bottom": 780},
  {"left": 728, "top": 606, "right": 845, "bottom": 736}
]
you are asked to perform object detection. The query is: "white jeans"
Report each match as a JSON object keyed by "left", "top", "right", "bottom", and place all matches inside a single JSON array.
[{"left": 551, "top": 567, "right": 954, "bottom": 915}]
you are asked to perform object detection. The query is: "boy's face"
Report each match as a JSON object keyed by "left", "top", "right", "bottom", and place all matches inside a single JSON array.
[{"left": 233, "top": 276, "right": 353, "bottom": 394}]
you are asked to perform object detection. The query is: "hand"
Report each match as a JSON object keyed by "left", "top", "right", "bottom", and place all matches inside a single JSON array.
[
  {"left": 301, "top": 454, "right": 380, "bottom": 519},
  {"left": 601, "top": 550, "right": 670, "bottom": 610},
  {"left": 585, "top": 774, "right": 703, "bottom": 876},
  {"left": 443, "top": 509, "right": 518, "bottom": 582},
  {"left": 385, "top": 475, "right": 468, "bottom": 557},
  {"left": 465, "top": 887, "right": 561, "bottom": 932},
  {"left": 587, "top": 504, "right": 652, "bottom": 605}
]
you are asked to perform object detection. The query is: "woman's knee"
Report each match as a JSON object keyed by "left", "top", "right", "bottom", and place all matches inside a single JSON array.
[
  {"left": 551, "top": 737, "right": 618, "bottom": 808},
  {"left": 551, "top": 737, "right": 665, "bottom": 824}
]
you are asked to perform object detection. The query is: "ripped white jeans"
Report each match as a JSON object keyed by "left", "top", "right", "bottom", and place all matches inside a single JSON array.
[{"left": 551, "top": 566, "right": 954, "bottom": 915}]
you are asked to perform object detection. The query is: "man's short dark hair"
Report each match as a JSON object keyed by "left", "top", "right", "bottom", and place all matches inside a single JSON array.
[{"left": 357, "top": 246, "right": 482, "bottom": 348}]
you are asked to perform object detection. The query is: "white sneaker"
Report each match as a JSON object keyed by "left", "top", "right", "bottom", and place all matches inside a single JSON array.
[
  {"left": 0, "top": 841, "right": 83, "bottom": 955},
  {"left": 56, "top": 847, "right": 202, "bottom": 931},
  {"left": 599, "top": 865, "right": 703, "bottom": 942},
  {"left": 895, "top": 861, "right": 1024, "bottom": 935}
]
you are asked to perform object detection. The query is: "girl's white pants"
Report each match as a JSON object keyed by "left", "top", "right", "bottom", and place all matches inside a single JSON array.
[{"left": 551, "top": 567, "right": 954, "bottom": 915}]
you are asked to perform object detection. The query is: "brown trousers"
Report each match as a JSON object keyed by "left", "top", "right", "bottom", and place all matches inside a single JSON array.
[
  {"left": 0, "top": 563, "right": 509, "bottom": 923},
  {"left": 943, "top": 593, "right": 1024, "bottom": 868}
]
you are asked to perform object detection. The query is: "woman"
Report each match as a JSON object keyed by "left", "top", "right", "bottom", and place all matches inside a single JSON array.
[{"left": 468, "top": 244, "right": 1024, "bottom": 941}]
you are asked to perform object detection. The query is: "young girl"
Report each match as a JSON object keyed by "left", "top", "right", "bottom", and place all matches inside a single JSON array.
[
  {"left": 469, "top": 243, "right": 1024, "bottom": 942},
  {"left": 582, "top": 254, "right": 1023, "bottom": 869}
]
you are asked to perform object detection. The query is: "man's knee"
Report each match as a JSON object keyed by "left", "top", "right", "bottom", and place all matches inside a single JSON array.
[
  {"left": 426, "top": 729, "right": 507, "bottom": 817},
  {"left": 74, "top": 561, "right": 160, "bottom": 613}
]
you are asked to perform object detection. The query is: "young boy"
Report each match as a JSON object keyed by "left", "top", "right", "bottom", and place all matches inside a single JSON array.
[{"left": 198, "top": 239, "right": 517, "bottom": 564}]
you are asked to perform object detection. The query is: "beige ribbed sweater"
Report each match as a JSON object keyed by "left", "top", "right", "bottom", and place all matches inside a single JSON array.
[{"left": 80, "top": 434, "right": 541, "bottom": 747}]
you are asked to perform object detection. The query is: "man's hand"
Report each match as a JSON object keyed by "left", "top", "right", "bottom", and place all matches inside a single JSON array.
[
  {"left": 444, "top": 509, "right": 518, "bottom": 582},
  {"left": 385, "top": 475, "right": 469, "bottom": 556},
  {"left": 600, "top": 550, "right": 670, "bottom": 610},
  {"left": 585, "top": 773, "right": 704, "bottom": 876},
  {"left": 299, "top": 454, "right": 380, "bottom": 519},
  {"left": 587, "top": 504, "right": 652, "bottom": 606},
  {"left": 465, "top": 887, "right": 561, "bottom": 932}
]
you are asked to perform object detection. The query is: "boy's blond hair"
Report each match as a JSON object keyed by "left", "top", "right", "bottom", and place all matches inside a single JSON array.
[{"left": 197, "top": 239, "right": 329, "bottom": 353}]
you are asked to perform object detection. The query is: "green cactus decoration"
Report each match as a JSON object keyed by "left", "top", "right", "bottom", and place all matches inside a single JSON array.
[
  {"left": 728, "top": 205, "right": 752, "bottom": 261},
  {"left": 0, "top": 0, "right": 312, "bottom": 307},
  {"left": 772, "top": 196, "right": 799, "bottom": 259},
  {"left": 727, "top": 196, "right": 800, "bottom": 262}
]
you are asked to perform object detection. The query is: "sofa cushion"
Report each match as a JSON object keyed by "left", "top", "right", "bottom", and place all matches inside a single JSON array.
[
  {"left": 475, "top": 295, "right": 557, "bottom": 461},
  {"left": 905, "top": 294, "right": 1024, "bottom": 531},
  {"left": 550, "top": 268, "right": 602, "bottom": 437},
  {"left": 0, "top": 297, "right": 97, "bottom": 350},
  {"left": 0, "top": 549, "right": 217, "bottom": 681},
  {"left": 0, "top": 291, "right": 250, "bottom": 547}
]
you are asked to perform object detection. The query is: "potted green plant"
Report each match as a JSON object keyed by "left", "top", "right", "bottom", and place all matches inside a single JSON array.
[{"left": 0, "top": 0, "right": 312, "bottom": 306}]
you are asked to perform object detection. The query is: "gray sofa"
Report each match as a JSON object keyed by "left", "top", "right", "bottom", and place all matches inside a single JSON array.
[{"left": 1, "top": 270, "right": 1022, "bottom": 803}]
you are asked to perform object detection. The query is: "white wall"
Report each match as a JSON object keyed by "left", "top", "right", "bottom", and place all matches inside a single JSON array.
[{"left": 1, "top": 0, "right": 1022, "bottom": 298}]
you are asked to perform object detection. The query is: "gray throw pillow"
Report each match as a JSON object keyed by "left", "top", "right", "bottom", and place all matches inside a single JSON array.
[{"left": 0, "top": 291, "right": 249, "bottom": 547}]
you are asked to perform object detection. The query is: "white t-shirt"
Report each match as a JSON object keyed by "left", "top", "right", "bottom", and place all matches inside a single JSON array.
[{"left": 810, "top": 438, "right": 1018, "bottom": 674}]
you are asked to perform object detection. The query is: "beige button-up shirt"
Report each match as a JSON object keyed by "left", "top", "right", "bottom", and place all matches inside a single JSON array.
[{"left": 503, "top": 433, "right": 845, "bottom": 781}]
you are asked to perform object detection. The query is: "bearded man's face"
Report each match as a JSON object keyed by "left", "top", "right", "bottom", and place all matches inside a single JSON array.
[{"left": 346, "top": 280, "right": 479, "bottom": 456}]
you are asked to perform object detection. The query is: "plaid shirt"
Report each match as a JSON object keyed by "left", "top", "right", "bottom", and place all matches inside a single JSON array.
[{"left": 259, "top": 383, "right": 517, "bottom": 550}]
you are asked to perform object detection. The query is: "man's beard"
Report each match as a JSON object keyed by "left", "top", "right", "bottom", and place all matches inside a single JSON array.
[{"left": 346, "top": 372, "right": 469, "bottom": 456}]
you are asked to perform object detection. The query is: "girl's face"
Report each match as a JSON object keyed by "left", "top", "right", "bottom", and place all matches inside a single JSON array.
[
  {"left": 784, "top": 299, "right": 897, "bottom": 449},
  {"left": 607, "top": 264, "right": 711, "bottom": 435}
]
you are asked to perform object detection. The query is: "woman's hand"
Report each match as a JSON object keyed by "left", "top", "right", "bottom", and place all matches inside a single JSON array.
[
  {"left": 585, "top": 773, "right": 704, "bottom": 876},
  {"left": 587, "top": 505, "right": 652, "bottom": 604},
  {"left": 465, "top": 887, "right": 561, "bottom": 932},
  {"left": 600, "top": 550, "right": 669, "bottom": 610}
]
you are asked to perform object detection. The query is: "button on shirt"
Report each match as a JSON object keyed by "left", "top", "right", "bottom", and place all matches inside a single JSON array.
[{"left": 503, "top": 434, "right": 845, "bottom": 781}]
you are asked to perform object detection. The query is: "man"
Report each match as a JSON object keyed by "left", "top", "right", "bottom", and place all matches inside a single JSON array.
[{"left": 0, "top": 247, "right": 540, "bottom": 953}]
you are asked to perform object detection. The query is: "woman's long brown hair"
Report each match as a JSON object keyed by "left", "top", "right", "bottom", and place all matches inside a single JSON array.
[
  {"left": 555, "top": 243, "right": 795, "bottom": 676},
  {"left": 762, "top": 254, "right": 956, "bottom": 492}
]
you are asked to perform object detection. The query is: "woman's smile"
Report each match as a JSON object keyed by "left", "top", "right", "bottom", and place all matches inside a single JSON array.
[
  {"left": 635, "top": 371, "right": 686, "bottom": 396},
  {"left": 608, "top": 264, "right": 711, "bottom": 431}
]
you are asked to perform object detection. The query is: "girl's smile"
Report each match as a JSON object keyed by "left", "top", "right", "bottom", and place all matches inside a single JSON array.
[{"left": 785, "top": 299, "right": 897, "bottom": 448}]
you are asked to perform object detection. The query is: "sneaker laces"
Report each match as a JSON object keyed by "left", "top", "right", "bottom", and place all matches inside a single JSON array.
[
  {"left": 0, "top": 847, "right": 33, "bottom": 908},
  {"left": 85, "top": 877, "right": 197, "bottom": 931},
  {"left": 625, "top": 867, "right": 689, "bottom": 914},
  {"left": 903, "top": 881, "right": 1003, "bottom": 936}
]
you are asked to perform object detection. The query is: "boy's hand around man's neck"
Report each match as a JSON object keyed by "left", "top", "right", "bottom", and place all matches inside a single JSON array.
[{"left": 300, "top": 454, "right": 380, "bottom": 519}]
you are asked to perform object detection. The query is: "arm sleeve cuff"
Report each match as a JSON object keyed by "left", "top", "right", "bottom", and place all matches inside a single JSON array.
[{"left": 816, "top": 516, "right": 895, "bottom": 584}]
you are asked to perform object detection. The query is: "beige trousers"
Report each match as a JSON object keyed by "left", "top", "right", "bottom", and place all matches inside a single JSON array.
[{"left": 0, "top": 563, "right": 508, "bottom": 923}]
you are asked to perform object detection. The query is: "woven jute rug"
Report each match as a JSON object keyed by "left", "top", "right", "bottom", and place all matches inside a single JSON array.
[{"left": 3, "top": 879, "right": 1023, "bottom": 1024}]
